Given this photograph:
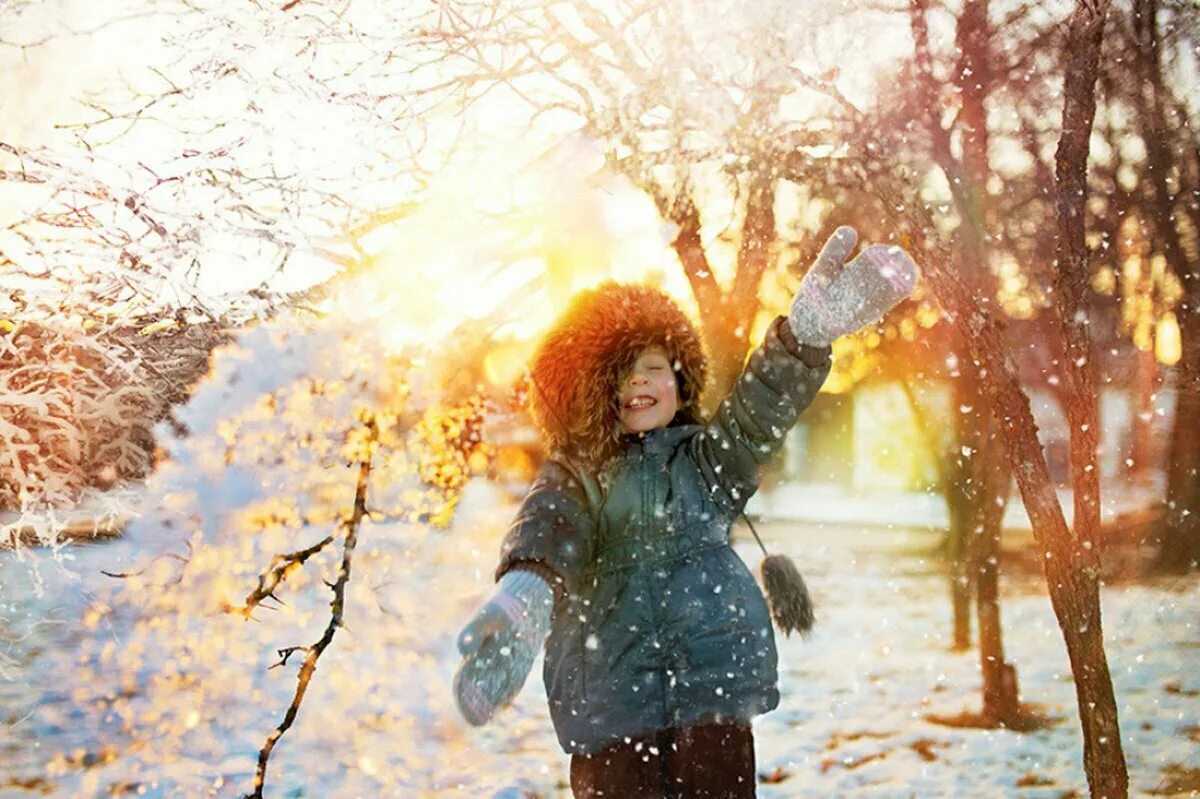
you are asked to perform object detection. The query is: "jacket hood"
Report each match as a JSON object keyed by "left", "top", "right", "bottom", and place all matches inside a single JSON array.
[{"left": 527, "top": 281, "right": 708, "bottom": 466}]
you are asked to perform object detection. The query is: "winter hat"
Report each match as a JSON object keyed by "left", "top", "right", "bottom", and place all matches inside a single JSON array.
[{"left": 527, "top": 281, "right": 708, "bottom": 466}]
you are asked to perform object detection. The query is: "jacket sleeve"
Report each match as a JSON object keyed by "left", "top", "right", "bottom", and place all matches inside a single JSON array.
[
  {"left": 689, "top": 315, "right": 832, "bottom": 516},
  {"left": 495, "top": 458, "right": 596, "bottom": 601}
]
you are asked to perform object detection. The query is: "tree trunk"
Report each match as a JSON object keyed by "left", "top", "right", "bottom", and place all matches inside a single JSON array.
[
  {"left": 954, "top": 0, "right": 991, "bottom": 239},
  {"left": 947, "top": 489, "right": 973, "bottom": 650},
  {"left": 1048, "top": 1, "right": 1129, "bottom": 795},
  {"left": 664, "top": 192, "right": 748, "bottom": 407},
  {"left": 702, "top": 300, "right": 754, "bottom": 410},
  {"left": 1128, "top": 345, "right": 1157, "bottom": 485},
  {"left": 960, "top": 374, "right": 1019, "bottom": 722},
  {"left": 665, "top": 176, "right": 778, "bottom": 408},
  {"left": 945, "top": 0, "right": 993, "bottom": 657},
  {"left": 1131, "top": 0, "right": 1200, "bottom": 571},
  {"left": 973, "top": 434, "right": 1019, "bottom": 723},
  {"left": 899, "top": 374, "right": 972, "bottom": 649},
  {"left": 1158, "top": 320, "right": 1200, "bottom": 570},
  {"left": 950, "top": 367, "right": 983, "bottom": 652}
]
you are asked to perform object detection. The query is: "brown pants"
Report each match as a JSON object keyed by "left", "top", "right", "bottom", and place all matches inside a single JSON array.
[{"left": 569, "top": 722, "right": 756, "bottom": 798}]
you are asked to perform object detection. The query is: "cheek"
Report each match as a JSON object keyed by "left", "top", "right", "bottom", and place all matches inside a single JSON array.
[{"left": 661, "top": 375, "right": 680, "bottom": 404}]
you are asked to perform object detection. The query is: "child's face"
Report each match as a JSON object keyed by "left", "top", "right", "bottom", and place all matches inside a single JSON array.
[{"left": 617, "top": 345, "right": 680, "bottom": 433}]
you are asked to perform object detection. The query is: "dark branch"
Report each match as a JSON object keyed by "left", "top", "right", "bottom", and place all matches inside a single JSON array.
[
  {"left": 245, "top": 415, "right": 377, "bottom": 799},
  {"left": 225, "top": 535, "right": 336, "bottom": 620},
  {"left": 100, "top": 542, "right": 193, "bottom": 584}
]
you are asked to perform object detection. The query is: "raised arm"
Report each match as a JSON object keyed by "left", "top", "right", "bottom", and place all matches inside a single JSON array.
[
  {"left": 690, "top": 317, "right": 833, "bottom": 515},
  {"left": 692, "top": 226, "right": 918, "bottom": 515}
]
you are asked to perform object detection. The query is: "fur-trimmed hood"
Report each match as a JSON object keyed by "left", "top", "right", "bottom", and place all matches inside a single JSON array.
[{"left": 527, "top": 282, "right": 708, "bottom": 466}]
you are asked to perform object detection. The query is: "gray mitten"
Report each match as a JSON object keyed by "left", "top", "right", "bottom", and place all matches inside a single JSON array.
[
  {"left": 453, "top": 568, "right": 553, "bottom": 726},
  {"left": 788, "top": 226, "right": 919, "bottom": 347}
]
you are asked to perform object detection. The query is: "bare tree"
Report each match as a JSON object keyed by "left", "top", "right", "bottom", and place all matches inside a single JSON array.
[
  {"left": 909, "top": 0, "right": 1128, "bottom": 794},
  {"left": 0, "top": 1, "right": 441, "bottom": 523},
  {"left": 790, "top": 0, "right": 1129, "bottom": 791},
  {"left": 0, "top": 1, "right": 446, "bottom": 322},
  {"left": 1045, "top": 5, "right": 1128, "bottom": 795},
  {"left": 800, "top": 0, "right": 1043, "bottom": 722},
  {"left": 1126, "top": 0, "right": 1200, "bottom": 572},
  {"left": 412, "top": 0, "right": 863, "bottom": 403},
  {"left": 906, "top": 0, "right": 1022, "bottom": 723}
]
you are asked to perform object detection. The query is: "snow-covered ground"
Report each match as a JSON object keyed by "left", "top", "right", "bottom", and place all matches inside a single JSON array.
[
  {"left": 748, "top": 479, "right": 1164, "bottom": 533},
  {"left": 1, "top": 478, "right": 1197, "bottom": 798}
]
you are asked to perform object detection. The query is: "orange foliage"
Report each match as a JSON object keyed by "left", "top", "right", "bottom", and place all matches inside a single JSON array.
[{"left": 413, "top": 394, "right": 494, "bottom": 527}]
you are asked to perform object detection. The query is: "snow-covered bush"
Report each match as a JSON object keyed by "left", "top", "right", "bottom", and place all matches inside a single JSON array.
[
  {"left": 0, "top": 321, "right": 155, "bottom": 517},
  {"left": 0, "top": 273, "right": 543, "bottom": 796}
]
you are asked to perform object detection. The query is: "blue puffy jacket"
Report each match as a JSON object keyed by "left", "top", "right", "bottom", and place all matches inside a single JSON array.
[{"left": 496, "top": 316, "right": 831, "bottom": 755}]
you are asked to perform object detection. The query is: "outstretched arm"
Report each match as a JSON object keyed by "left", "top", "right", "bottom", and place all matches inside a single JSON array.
[
  {"left": 692, "top": 226, "right": 918, "bottom": 514},
  {"left": 453, "top": 459, "right": 595, "bottom": 726},
  {"left": 690, "top": 317, "right": 833, "bottom": 516}
]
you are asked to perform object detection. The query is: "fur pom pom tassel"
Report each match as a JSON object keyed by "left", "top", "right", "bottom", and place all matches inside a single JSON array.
[{"left": 761, "top": 554, "right": 815, "bottom": 638}]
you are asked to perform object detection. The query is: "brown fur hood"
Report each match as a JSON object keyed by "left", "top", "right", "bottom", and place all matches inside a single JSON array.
[{"left": 527, "top": 281, "right": 708, "bottom": 466}]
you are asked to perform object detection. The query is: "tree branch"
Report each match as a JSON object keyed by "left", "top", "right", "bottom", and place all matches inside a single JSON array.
[
  {"left": 655, "top": 184, "right": 723, "bottom": 312},
  {"left": 730, "top": 163, "right": 776, "bottom": 324},
  {"left": 225, "top": 535, "right": 337, "bottom": 619},
  {"left": 245, "top": 414, "right": 377, "bottom": 799}
]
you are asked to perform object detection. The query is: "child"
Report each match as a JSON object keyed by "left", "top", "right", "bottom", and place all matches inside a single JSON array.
[{"left": 454, "top": 227, "right": 917, "bottom": 798}]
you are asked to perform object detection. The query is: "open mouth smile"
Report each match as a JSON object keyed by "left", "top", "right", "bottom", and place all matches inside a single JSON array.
[{"left": 624, "top": 395, "right": 658, "bottom": 410}]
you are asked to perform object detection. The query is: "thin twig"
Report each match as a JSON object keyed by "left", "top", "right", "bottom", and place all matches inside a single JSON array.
[
  {"left": 225, "top": 535, "right": 336, "bottom": 619},
  {"left": 101, "top": 541, "right": 193, "bottom": 580},
  {"left": 267, "top": 646, "right": 309, "bottom": 670},
  {"left": 245, "top": 415, "right": 377, "bottom": 799}
]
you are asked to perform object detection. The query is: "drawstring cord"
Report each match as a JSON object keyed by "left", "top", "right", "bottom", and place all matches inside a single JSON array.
[{"left": 741, "top": 513, "right": 771, "bottom": 559}]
